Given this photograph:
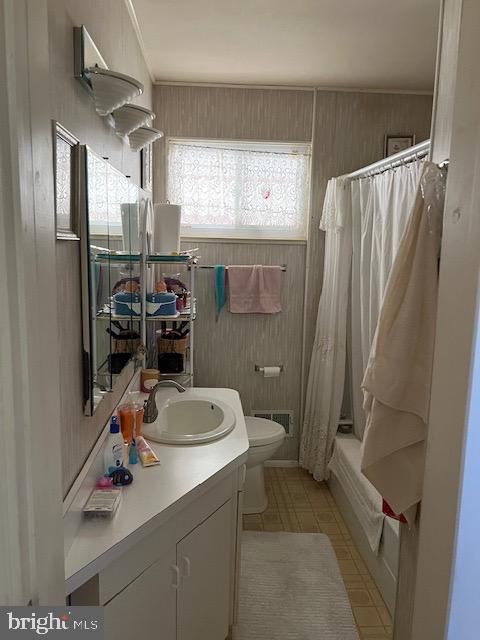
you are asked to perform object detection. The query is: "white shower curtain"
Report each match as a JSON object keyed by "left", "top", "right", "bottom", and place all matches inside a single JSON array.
[
  {"left": 300, "top": 178, "right": 352, "bottom": 480},
  {"left": 350, "top": 162, "right": 425, "bottom": 439},
  {"left": 301, "top": 161, "right": 426, "bottom": 481}
]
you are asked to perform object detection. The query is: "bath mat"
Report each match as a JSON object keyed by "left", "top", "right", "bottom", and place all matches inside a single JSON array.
[{"left": 234, "top": 531, "right": 359, "bottom": 640}]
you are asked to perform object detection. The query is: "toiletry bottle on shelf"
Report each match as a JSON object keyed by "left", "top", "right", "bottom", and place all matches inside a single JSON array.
[{"left": 104, "top": 415, "right": 124, "bottom": 474}]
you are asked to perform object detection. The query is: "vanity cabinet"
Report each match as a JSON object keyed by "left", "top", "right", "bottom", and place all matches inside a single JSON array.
[
  {"left": 177, "top": 500, "right": 232, "bottom": 640},
  {"left": 104, "top": 549, "right": 176, "bottom": 640},
  {"left": 70, "top": 468, "right": 244, "bottom": 640}
]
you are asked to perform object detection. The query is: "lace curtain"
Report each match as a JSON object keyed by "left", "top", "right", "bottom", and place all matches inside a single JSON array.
[
  {"left": 167, "top": 140, "right": 310, "bottom": 237},
  {"left": 300, "top": 177, "right": 352, "bottom": 480}
]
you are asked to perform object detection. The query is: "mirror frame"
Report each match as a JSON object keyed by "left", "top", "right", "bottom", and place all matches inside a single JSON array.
[{"left": 53, "top": 122, "right": 81, "bottom": 241}]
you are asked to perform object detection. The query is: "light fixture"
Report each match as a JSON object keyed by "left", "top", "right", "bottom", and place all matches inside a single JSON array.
[
  {"left": 74, "top": 26, "right": 161, "bottom": 147},
  {"left": 85, "top": 67, "right": 144, "bottom": 117},
  {"left": 128, "top": 127, "right": 164, "bottom": 152},
  {"left": 113, "top": 104, "right": 155, "bottom": 137}
]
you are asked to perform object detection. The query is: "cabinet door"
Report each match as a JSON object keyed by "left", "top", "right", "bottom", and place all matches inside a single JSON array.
[
  {"left": 104, "top": 550, "right": 176, "bottom": 640},
  {"left": 177, "top": 500, "right": 232, "bottom": 640}
]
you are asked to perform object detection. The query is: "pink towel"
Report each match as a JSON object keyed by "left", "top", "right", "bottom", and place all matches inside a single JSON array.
[{"left": 228, "top": 265, "right": 282, "bottom": 314}]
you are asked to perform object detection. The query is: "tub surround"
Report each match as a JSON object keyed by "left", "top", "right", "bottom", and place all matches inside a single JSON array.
[
  {"left": 327, "top": 435, "right": 399, "bottom": 614},
  {"left": 64, "top": 386, "right": 248, "bottom": 596}
]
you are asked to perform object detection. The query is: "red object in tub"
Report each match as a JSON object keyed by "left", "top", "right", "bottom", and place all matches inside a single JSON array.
[{"left": 382, "top": 499, "right": 408, "bottom": 524}]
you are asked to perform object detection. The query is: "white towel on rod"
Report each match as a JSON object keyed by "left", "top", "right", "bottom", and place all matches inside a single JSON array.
[{"left": 360, "top": 162, "right": 445, "bottom": 525}]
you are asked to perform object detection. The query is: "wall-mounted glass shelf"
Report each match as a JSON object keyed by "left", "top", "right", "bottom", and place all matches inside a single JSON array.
[
  {"left": 147, "top": 255, "right": 194, "bottom": 264},
  {"left": 157, "top": 372, "right": 193, "bottom": 385},
  {"left": 96, "top": 300, "right": 196, "bottom": 322},
  {"left": 145, "top": 301, "right": 196, "bottom": 322},
  {"left": 96, "top": 309, "right": 141, "bottom": 321},
  {"left": 95, "top": 253, "right": 140, "bottom": 263},
  {"left": 95, "top": 253, "right": 195, "bottom": 265}
]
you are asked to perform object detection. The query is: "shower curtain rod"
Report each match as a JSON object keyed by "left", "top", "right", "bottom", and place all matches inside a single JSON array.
[{"left": 344, "top": 139, "right": 431, "bottom": 180}]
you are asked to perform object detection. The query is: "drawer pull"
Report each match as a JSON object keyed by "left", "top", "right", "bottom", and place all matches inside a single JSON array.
[
  {"left": 170, "top": 564, "right": 180, "bottom": 589},
  {"left": 181, "top": 556, "right": 191, "bottom": 578},
  {"left": 240, "top": 464, "right": 247, "bottom": 487}
]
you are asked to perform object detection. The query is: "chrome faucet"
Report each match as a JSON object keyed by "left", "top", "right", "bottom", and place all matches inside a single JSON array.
[{"left": 143, "top": 380, "right": 187, "bottom": 423}]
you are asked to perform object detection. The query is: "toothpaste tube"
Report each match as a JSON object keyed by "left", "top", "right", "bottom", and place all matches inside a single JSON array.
[{"left": 136, "top": 436, "right": 160, "bottom": 467}]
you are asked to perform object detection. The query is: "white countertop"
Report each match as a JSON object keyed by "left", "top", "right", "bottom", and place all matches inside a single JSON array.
[{"left": 64, "top": 387, "right": 248, "bottom": 594}]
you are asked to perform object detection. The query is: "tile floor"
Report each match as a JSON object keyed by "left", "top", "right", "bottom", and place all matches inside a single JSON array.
[{"left": 242, "top": 466, "right": 393, "bottom": 640}]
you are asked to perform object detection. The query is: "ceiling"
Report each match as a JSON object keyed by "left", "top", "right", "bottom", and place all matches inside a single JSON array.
[{"left": 130, "top": 0, "right": 440, "bottom": 92}]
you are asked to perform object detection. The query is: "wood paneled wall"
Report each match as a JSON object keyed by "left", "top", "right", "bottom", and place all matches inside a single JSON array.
[
  {"left": 48, "top": 0, "right": 153, "bottom": 495},
  {"left": 305, "top": 91, "right": 434, "bottom": 361},
  {"left": 48, "top": 0, "right": 152, "bottom": 184},
  {"left": 181, "top": 240, "right": 307, "bottom": 460},
  {"left": 153, "top": 85, "right": 314, "bottom": 201},
  {"left": 153, "top": 84, "right": 433, "bottom": 462},
  {"left": 153, "top": 86, "right": 313, "bottom": 460}
]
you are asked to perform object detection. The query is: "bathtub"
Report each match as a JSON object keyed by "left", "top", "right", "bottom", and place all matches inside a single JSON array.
[{"left": 327, "top": 433, "right": 399, "bottom": 614}]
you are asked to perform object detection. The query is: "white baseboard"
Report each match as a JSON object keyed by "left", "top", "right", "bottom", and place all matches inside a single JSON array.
[{"left": 264, "top": 460, "right": 299, "bottom": 468}]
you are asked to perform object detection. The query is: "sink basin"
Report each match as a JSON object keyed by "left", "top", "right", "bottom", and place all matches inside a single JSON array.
[{"left": 142, "top": 396, "right": 236, "bottom": 445}]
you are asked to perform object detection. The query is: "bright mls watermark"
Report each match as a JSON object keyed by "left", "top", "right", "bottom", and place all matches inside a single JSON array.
[{"left": 0, "top": 608, "right": 103, "bottom": 638}]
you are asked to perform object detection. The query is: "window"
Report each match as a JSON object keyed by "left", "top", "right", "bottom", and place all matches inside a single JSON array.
[{"left": 167, "top": 138, "right": 311, "bottom": 239}]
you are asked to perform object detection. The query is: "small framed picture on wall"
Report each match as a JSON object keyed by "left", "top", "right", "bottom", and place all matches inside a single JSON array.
[
  {"left": 53, "top": 121, "right": 80, "bottom": 240},
  {"left": 384, "top": 134, "right": 416, "bottom": 158},
  {"left": 141, "top": 144, "right": 153, "bottom": 192}
]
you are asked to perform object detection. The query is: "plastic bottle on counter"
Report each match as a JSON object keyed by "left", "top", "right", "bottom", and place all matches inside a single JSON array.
[
  {"left": 128, "top": 439, "right": 139, "bottom": 465},
  {"left": 103, "top": 415, "right": 124, "bottom": 474}
]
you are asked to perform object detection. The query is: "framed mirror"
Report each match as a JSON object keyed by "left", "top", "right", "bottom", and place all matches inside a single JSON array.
[
  {"left": 53, "top": 122, "right": 80, "bottom": 240},
  {"left": 79, "top": 146, "right": 147, "bottom": 415}
]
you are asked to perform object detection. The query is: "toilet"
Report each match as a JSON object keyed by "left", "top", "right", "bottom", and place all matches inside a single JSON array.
[{"left": 243, "top": 416, "right": 286, "bottom": 514}]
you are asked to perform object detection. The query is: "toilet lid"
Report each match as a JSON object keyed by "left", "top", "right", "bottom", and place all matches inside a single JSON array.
[{"left": 245, "top": 416, "right": 286, "bottom": 447}]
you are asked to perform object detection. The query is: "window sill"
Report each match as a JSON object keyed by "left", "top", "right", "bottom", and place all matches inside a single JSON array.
[{"left": 180, "top": 235, "right": 307, "bottom": 246}]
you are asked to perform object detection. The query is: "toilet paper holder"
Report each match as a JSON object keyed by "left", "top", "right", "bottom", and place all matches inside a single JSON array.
[{"left": 255, "top": 364, "right": 284, "bottom": 373}]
